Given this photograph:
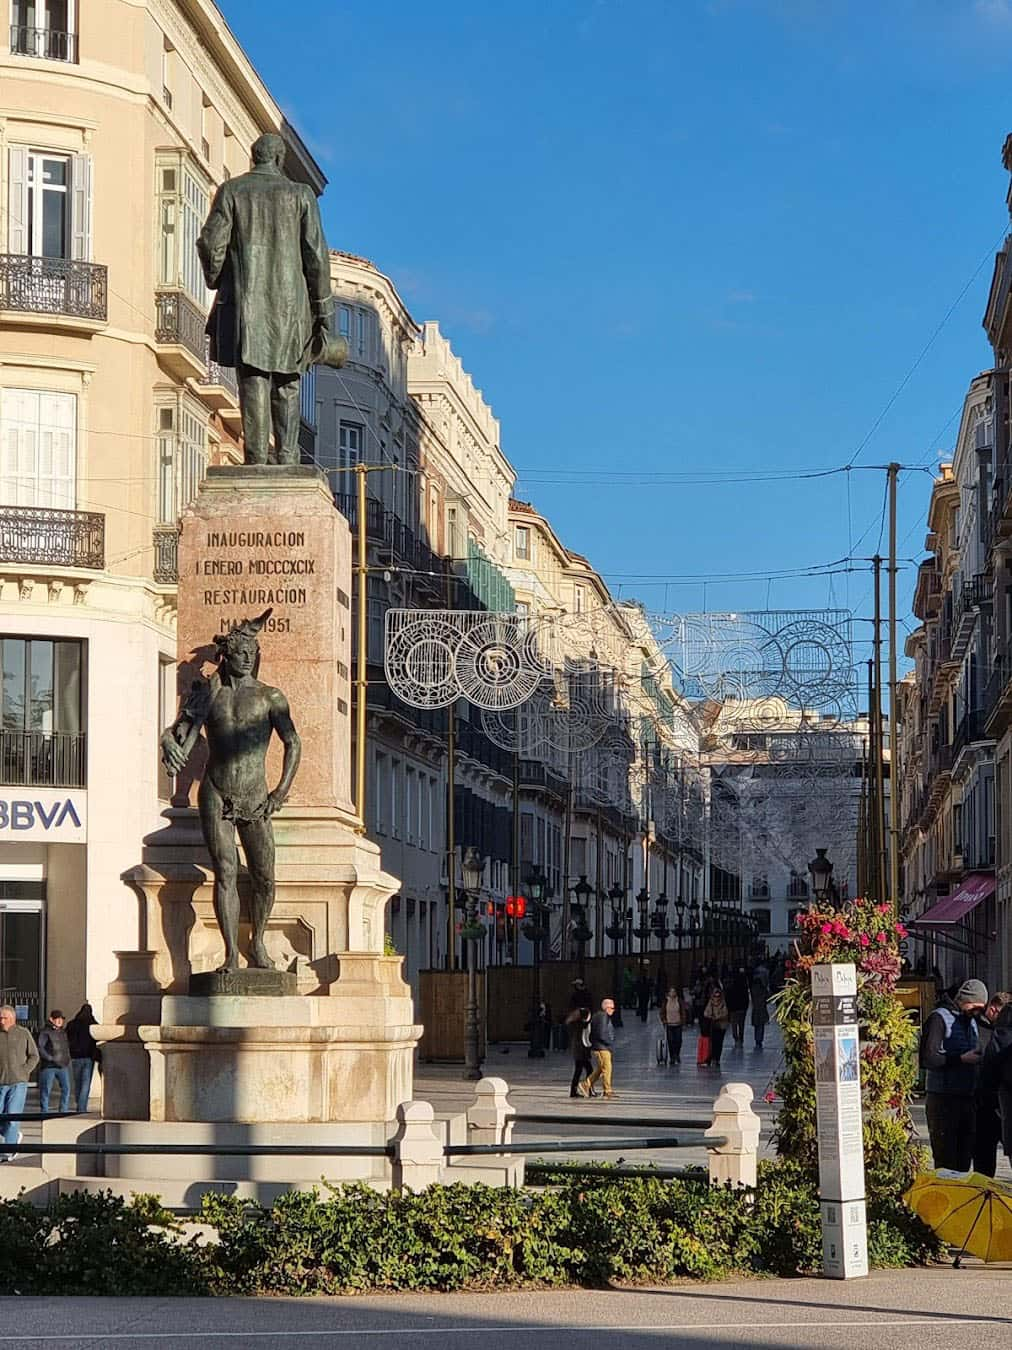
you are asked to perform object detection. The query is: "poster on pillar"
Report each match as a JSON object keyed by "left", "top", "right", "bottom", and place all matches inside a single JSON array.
[{"left": 812, "top": 961, "right": 868, "bottom": 1280}]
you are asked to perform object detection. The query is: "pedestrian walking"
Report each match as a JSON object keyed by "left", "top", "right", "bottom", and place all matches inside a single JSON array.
[
  {"left": 750, "top": 972, "right": 770, "bottom": 1049},
  {"left": 702, "top": 983, "right": 730, "bottom": 1069},
  {"left": 66, "top": 1003, "right": 101, "bottom": 1113},
  {"left": 983, "top": 1003, "right": 1012, "bottom": 1166},
  {"left": 658, "top": 985, "right": 686, "bottom": 1065},
  {"left": 0, "top": 1005, "right": 39, "bottom": 1162},
  {"left": 569, "top": 1006, "right": 595, "bottom": 1097},
  {"left": 584, "top": 998, "right": 617, "bottom": 1098},
  {"left": 973, "top": 992, "right": 1012, "bottom": 1177},
  {"left": 568, "top": 979, "right": 593, "bottom": 1013},
  {"left": 726, "top": 967, "right": 750, "bottom": 1046},
  {"left": 635, "top": 971, "right": 651, "bottom": 1022},
  {"left": 919, "top": 978, "right": 988, "bottom": 1171},
  {"left": 37, "top": 1010, "right": 72, "bottom": 1115}
]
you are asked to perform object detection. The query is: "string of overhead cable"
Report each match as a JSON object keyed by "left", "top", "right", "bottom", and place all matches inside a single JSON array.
[{"left": 514, "top": 462, "right": 935, "bottom": 488}]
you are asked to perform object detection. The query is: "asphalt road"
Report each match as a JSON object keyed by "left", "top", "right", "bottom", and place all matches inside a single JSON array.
[{"left": 2, "top": 1270, "right": 1011, "bottom": 1349}]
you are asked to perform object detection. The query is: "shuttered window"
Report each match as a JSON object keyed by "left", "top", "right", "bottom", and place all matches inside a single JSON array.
[
  {"left": 7, "top": 147, "right": 91, "bottom": 260},
  {"left": 0, "top": 388, "right": 76, "bottom": 509}
]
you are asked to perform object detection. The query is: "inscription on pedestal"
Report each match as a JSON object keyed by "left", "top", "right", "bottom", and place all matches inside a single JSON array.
[{"left": 190, "top": 968, "right": 298, "bottom": 997}]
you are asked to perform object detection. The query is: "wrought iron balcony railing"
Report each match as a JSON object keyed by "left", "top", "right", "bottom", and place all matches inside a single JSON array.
[
  {"left": 201, "top": 337, "right": 239, "bottom": 399},
  {"left": 0, "top": 505, "right": 104, "bottom": 569},
  {"left": 9, "top": 24, "right": 78, "bottom": 62},
  {"left": 0, "top": 729, "right": 86, "bottom": 789},
  {"left": 0, "top": 254, "right": 107, "bottom": 321},
  {"left": 152, "top": 526, "right": 179, "bottom": 584},
  {"left": 155, "top": 290, "right": 207, "bottom": 364}
]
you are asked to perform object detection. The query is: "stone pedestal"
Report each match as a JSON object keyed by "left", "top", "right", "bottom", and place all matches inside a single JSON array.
[{"left": 102, "top": 466, "right": 422, "bottom": 1161}]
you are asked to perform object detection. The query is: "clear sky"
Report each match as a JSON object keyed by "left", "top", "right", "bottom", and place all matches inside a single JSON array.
[{"left": 221, "top": 0, "right": 1012, "bottom": 665}]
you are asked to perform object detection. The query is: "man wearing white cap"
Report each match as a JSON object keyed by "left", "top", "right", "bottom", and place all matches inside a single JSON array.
[{"left": 919, "top": 978, "right": 988, "bottom": 1171}]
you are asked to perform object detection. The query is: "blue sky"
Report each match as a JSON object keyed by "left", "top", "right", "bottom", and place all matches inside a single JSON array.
[{"left": 222, "top": 0, "right": 1012, "bottom": 661}]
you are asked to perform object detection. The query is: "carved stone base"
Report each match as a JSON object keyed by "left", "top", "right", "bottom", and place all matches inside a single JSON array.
[{"left": 189, "top": 967, "right": 297, "bottom": 997}]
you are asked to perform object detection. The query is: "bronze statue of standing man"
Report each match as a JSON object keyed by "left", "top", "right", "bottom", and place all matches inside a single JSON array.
[{"left": 197, "top": 133, "right": 342, "bottom": 466}]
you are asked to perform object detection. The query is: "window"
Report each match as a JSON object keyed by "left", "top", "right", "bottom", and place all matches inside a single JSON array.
[
  {"left": 11, "top": 1, "right": 77, "bottom": 61},
  {"left": 390, "top": 758, "right": 401, "bottom": 838},
  {"left": 0, "top": 388, "right": 76, "bottom": 509},
  {"left": 574, "top": 585, "right": 586, "bottom": 614},
  {"left": 299, "top": 367, "right": 317, "bottom": 429},
  {"left": 156, "top": 156, "right": 210, "bottom": 305},
  {"left": 446, "top": 505, "right": 464, "bottom": 559},
  {"left": 750, "top": 909, "right": 771, "bottom": 935},
  {"left": 374, "top": 751, "right": 388, "bottom": 834},
  {"left": 156, "top": 400, "right": 207, "bottom": 524},
  {"left": 338, "top": 305, "right": 352, "bottom": 343},
  {"left": 514, "top": 525, "right": 530, "bottom": 560},
  {"left": 162, "top": 44, "right": 173, "bottom": 108},
  {"left": 356, "top": 308, "right": 369, "bottom": 359},
  {"left": 338, "top": 421, "right": 363, "bottom": 471},
  {"left": 405, "top": 767, "right": 415, "bottom": 844},
  {"left": 1, "top": 637, "right": 82, "bottom": 734},
  {"left": 7, "top": 147, "right": 91, "bottom": 262}
]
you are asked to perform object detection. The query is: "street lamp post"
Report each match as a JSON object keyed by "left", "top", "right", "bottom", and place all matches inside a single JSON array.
[
  {"left": 524, "top": 866, "right": 549, "bottom": 1059},
  {"left": 635, "top": 886, "right": 651, "bottom": 957},
  {"left": 607, "top": 881, "right": 626, "bottom": 1027},
  {"left": 460, "top": 846, "right": 486, "bottom": 1081},
  {"left": 674, "top": 895, "right": 686, "bottom": 978},
  {"left": 572, "top": 875, "right": 594, "bottom": 979},
  {"left": 808, "top": 848, "right": 835, "bottom": 906}
]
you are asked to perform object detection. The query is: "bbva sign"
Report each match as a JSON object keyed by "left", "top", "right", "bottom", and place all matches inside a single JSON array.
[{"left": 0, "top": 790, "right": 87, "bottom": 843}]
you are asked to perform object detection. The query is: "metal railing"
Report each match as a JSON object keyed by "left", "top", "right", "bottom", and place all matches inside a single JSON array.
[
  {"left": 9, "top": 24, "right": 78, "bottom": 61},
  {"left": 0, "top": 729, "right": 86, "bottom": 789},
  {"left": 155, "top": 290, "right": 207, "bottom": 364},
  {"left": 201, "top": 337, "right": 239, "bottom": 399},
  {"left": 0, "top": 504, "right": 104, "bottom": 568},
  {"left": 0, "top": 254, "right": 107, "bottom": 321},
  {"left": 152, "top": 526, "right": 179, "bottom": 584}
]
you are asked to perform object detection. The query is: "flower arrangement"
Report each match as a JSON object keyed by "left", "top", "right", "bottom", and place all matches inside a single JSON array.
[{"left": 773, "top": 895, "right": 922, "bottom": 1194}]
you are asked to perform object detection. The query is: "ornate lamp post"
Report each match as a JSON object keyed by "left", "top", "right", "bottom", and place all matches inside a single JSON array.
[
  {"left": 524, "top": 865, "right": 549, "bottom": 1059},
  {"left": 689, "top": 897, "right": 700, "bottom": 964},
  {"left": 653, "top": 892, "right": 670, "bottom": 956},
  {"left": 571, "top": 875, "right": 594, "bottom": 979},
  {"left": 635, "top": 886, "right": 651, "bottom": 956},
  {"left": 674, "top": 895, "right": 686, "bottom": 966},
  {"left": 808, "top": 848, "right": 834, "bottom": 906},
  {"left": 460, "top": 846, "right": 486, "bottom": 1081},
  {"left": 606, "top": 881, "right": 626, "bottom": 1027}
]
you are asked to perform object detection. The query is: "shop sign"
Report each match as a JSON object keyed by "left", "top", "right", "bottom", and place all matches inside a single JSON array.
[{"left": 0, "top": 789, "right": 87, "bottom": 843}]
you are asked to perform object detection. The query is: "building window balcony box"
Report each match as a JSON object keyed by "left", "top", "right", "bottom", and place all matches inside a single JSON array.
[
  {"left": 0, "top": 728, "right": 86, "bottom": 789},
  {"left": 0, "top": 254, "right": 107, "bottom": 329},
  {"left": 0, "top": 505, "right": 104, "bottom": 570},
  {"left": 196, "top": 337, "right": 240, "bottom": 418},
  {"left": 154, "top": 289, "right": 207, "bottom": 382},
  {"left": 152, "top": 526, "right": 178, "bottom": 584},
  {"left": 9, "top": 24, "right": 78, "bottom": 63}
]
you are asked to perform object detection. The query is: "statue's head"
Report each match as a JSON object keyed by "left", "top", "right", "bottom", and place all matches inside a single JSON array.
[
  {"left": 214, "top": 609, "right": 272, "bottom": 680},
  {"left": 251, "top": 133, "right": 286, "bottom": 173}
]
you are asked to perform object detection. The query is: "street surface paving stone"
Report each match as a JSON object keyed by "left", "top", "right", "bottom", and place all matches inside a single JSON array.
[{"left": 1, "top": 1272, "right": 1011, "bottom": 1349}]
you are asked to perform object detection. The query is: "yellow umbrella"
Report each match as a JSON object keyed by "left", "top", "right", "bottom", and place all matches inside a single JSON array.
[{"left": 905, "top": 1170, "right": 1012, "bottom": 1266}]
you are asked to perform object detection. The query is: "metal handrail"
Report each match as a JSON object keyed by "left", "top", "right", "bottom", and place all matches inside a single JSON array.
[
  {"left": 512, "top": 1113, "right": 712, "bottom": 1129},
  {"left": 445, "top": 1135, "right": 722, "bottom": 1157}
]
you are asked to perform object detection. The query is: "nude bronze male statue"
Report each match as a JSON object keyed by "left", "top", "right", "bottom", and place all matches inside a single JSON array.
[{"left": 160, "top": 610, "right": 300, "bottom": 972}]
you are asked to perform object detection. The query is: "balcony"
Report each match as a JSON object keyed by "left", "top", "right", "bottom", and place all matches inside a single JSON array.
[
  {"left": 927, "top": 632, "right": 957, "bottom": 714},
  {"left": 197, "top": 336, "right": 240, "bottom": 416},
  {"left": 333, "top": 491, "right": 387, "bottom": 542},
  {"left": 0, "top": 729, "right": 86, "bottom": 789},
  {"left": 152, "top": 526, "right": 178, "bottom": 584},
  {"left": 155, "top": 290, "right": 207, "bottom": 381},
  {"left": 952, "top": 710, "right": 992, "bottom": 764},
  {"left": 0, "top": 505, "right": 104, "bottom": 570},
  {"left": 0, "top": 254, "right": 107, "bottom": 327},
  {"left": 9, "top": 24, "right": 78, "bottom": 62},
  {"left": 985, "top": 654, "right": 1012, "bottom": 737},
  {"left": 950, "top": 573, "right": 992, "bottom": 663}
]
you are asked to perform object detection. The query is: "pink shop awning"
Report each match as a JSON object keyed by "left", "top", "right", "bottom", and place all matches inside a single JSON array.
[{"left": 911, "top": 873, "right": 996, "bottom": 927}]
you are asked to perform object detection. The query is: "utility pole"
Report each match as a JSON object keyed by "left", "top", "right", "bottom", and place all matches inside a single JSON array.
[
  {"left": 887, "top": 463, "right": 901, "bottom": 919},
  {"left": 872, "top": 556, "right": 888, "bottom": 907},
  {"left": 866, "top": 660, "right": 879, "bottom": 901}
]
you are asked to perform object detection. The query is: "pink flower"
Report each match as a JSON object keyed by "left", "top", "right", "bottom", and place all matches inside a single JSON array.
[
  {"left": 860, "top": 934, "right": 871, "bottom": 947},
  {"left": 877, "top": 903, "right": 890, "bottom": 914},
  {"left": 876, "top": 931, "right": 887, "bottom": 944},
  {"left": 763, "top": 1091, "right": 777, "bottom": 1103},
  {"left": 895, "top": 924, "right": 908, "bottom": 938},
  {"left": 821, "top": 923, "right": 833, "bottom": 935}
]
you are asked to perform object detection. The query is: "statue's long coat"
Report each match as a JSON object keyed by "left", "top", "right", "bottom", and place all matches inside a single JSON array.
[{"left": 197, "top": 163, "right": 331, "bottom": 375}]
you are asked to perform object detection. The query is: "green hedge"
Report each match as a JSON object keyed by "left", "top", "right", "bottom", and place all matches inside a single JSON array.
[{"left": 0, "top": 1159, "right": 941, "bottom": 1296}]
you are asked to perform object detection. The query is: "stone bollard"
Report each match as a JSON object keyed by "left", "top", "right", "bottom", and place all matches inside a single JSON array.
[
  {"left": 466, "top": 1076, "right": 514, "bottom": 1149},
  {"left": 391, "top": 1100, "right": 445, "bottom": 1191},
  {"left": 705, "top": 1082, "right": 761, "bottom": 1191}
]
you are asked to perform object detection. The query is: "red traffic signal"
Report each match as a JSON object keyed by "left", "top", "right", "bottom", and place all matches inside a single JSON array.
[{"left": 506, "top": 895, "right": 527, "bottom": 919}]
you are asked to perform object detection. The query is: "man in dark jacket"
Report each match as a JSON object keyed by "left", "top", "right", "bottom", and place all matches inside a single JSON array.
[
  {"left": 920, "top": 979, "right": 988, "bottom": 1170},
  {"left": 585, "top": 998, "right": 617, "bottom": 1098},
  {"left": 37, "top": 1010, "right": 72, "bottom": 1115},
  {"left": 726, "top": 968, "right": 751, "bottom": 1045},
  {"left": 974, "top": 992, "right": 1012, "bottom": 1176},
  {"left": 0, "top": 1005, "right": 39, "bottom": 1161}
]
